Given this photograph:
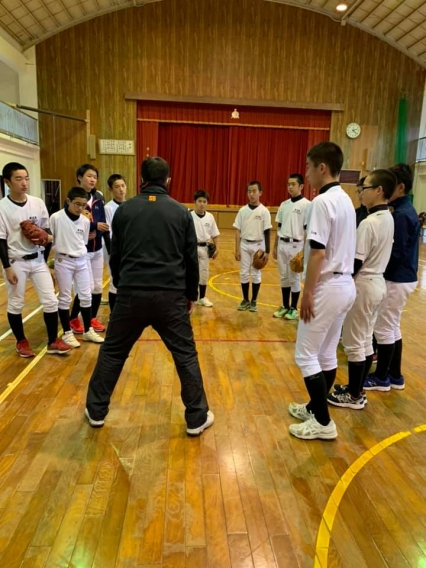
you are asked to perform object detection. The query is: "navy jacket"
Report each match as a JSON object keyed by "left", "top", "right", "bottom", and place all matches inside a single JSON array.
[
  {"left": 84, "top": 190, "right": 108, "bottom": 253},
  {"left": 110, "top": 184, "right": 199, "bottom": 300},
  {"left": 384, "top": 196, "right": 419, "bottom": 283}
]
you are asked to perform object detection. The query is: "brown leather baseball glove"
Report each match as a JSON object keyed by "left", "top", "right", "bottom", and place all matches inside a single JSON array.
[
  {"left": 20, "top": 220, "right": 50, "bottom": 246},
  {"left": 252, "top": 249, "right": 268, "bottom": 270},
  {"left": 290, "top": 250, "right": 304, "bottom": 273},
  {"left": 81, "top": 209, "right": 92, "bottom": 221}
]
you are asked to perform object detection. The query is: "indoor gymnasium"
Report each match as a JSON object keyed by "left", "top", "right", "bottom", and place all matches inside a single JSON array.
[{"left": 0, "top": 0, "right": 426, "bottom": 566}]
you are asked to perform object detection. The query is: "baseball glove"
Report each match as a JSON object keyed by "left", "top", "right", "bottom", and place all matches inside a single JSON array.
[
  {"left": 20, "top": 220, "right": 50, "bottom": 246},
  {"left": 252, "top": 249, "right": 268, "bottom": 270},
  {"left": 290, "top": 250, "right": 304, "bottom": 273},
  {"left": 207, "top": 242, "right": 216, "bottom": 258}
]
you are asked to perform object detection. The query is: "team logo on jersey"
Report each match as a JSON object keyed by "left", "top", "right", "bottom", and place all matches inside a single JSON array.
[
  {"left": 57, "top": 257, "right": 63, "bottom": 263},
  {"left": 149, "top": 196, "right": 156, "bottom": 202},
  {"left": 77, "top": 228, "right": 84, "bottom": 235},
  {"left": 29, "top": 216, "right": 38, "bottom": 222},
  {"left": 293, "top": 209, "right": 301, "bottom": 215}
]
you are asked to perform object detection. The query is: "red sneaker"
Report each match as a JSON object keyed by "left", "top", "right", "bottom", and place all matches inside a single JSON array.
[
  {"left": 91, "top": 318, "right": 106, "bottom": 332},
  {"left": 16, "top": 339, "right": 35, "bottom": 358},
  {"left": 70, "top": 318, "right": 84, "bottom": 334},
  {"left": 47, "top": 338, "right": 72, "bottom": 355}
]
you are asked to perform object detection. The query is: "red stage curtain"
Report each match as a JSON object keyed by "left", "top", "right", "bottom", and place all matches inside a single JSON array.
[
  {"left": 158, "top": 123, "right": 230, "bottom": 204},
  {"left": 228, "top": 127, "right": 309, "bottom": 206},
  {"left": 137, "top": 101, "right": 330, "bottom": 130}
]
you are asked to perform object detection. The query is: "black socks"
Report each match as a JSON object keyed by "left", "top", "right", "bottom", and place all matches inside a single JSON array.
[
  {"left": 241, "top": 283, "right": 249, "bottom": 302},
  {"left": 58, "top": 309, "right": 70, "bottom": 333},
  {"left": 7, "top": 312, "right": 25, "bottom": 342},
  {"left": 348, "top": 361, "right": 366, "bottom": 399},
  {"left": 282, "top": 287, "right": 290, "bottom": 309},
  {"left": 388, "top": 339, "right": 402, "bottom": 379},
  {"left": 91, "top": 293, "right": 102, "bottom": 319},
  {"left": 374, "top": 343, "right": 395, "bottom": 381},
  {"left": 199, "top": 285, "right": 207, "bottom": 300},
  {"left": 70, "top": 295, "right": 80, "bottom": 320},
  {"left": 81, "top": 306, "right": 92, "bottom": 333},
  {"left": 251, "top": 283, "right": 261, "bottom": 302},
  {"left": 304, "top": 372, "right": 330, "bottom": 426},
  {"left": 291, "top": 291, "right": 300, "bottom": 310},
  {"left": 43, "top": 311, "right": 58, "bottom": 344}
]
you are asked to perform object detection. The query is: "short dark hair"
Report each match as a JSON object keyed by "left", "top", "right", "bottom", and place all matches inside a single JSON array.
[
  {"left": 108, "top": 174, "right": 125, "bottom": 188},
  {"left": 76, "top": 164, "right": 99, "bottom": 181},
  {"left": 141, "top": 157, "right": 170, "bottom": 184},
  {"left": 194, "top": 190, "right": 209, "bottom": 201},
  {"left": 288, "top": 173, "right": 304, "bottom": 185},
  {"left": 67, "top": 187, "right": 88, "bottom": 201},
  {"left": 367, "top": 169, "right": 397, "bottom": 200},
  {"left": 2, "top": 162, "right": 28, "bottom": 181},
  {"left": 247, "top": 181, "right": 262, "bottom": 192},
  {"left": 307, "top": 142, "right": 344, "bottom": 177},
  {"left": 356, "top": 176, "right": 366, "bottom": 187},
  {"left": 388, "top": 163, "right": 413, "bottom": 194}
]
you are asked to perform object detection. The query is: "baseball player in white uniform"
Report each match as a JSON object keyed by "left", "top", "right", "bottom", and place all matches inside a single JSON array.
[
  {"left": 273, "top": 173, "right": 310, "bottom": 320},
  {"left": 103, "top": 174, "right": 127, "bottom": 314},
  {"left": 234, "top": 181, "right": 272, "bottom": 312},
  {"left": 328, "top": 169, "right": 395, "bottom": 409},
  {"left": 69, "top": 164, "right": 110, "bottom": 335},
  {"left": 0, "top": 162, "right": 71, "bottom": 357},
  {"left": 190, "top": 190, "right": 220, "bottom": 307},
  {"left": 288, "top": 142, "right": 356, "bottom": 440},
  {"left": 364, "top": 164, "right": 419, "bottom": 392},
  {"left": 50, "top": 187, "right": 104, "bottom": 347}
]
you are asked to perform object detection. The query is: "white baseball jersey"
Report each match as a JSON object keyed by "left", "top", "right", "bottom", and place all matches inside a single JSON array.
[
  {"left": 0, "top": 195, "right": 50, "bottom": 259},
  {"left": 50, "top": 209, "right": 90, "bottom": 257},
  {"left": 355, "top": 209, "right": 394, "bottom": 276},
  {"left": 306, "top": 185, "right": 356, "bottom": 277},
  {"left": 233, "top": 204, "right": 272, "bottom": 240},
  {"left": 276, "top": 197, "right": 310, "bottom": 240},
  {"left": 105, "top": 200, "right": 121, "bottom": 236},
  {"left": 190, "top": 211, "right": 220, "bottom": 242}
]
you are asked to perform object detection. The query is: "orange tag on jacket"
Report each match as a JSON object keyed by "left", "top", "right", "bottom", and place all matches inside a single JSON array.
[{"left": 148, "top": 195, "right": 156, "bottom": 202}]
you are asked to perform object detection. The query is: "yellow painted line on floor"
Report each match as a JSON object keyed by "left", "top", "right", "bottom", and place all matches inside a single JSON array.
[
  {"left": 0, "top": 278, "right": 110, "bottom": 408},
  {"left": 0, "top": 347, "right": 48, "bottom": 406},
  {"left": 209, "top": 270, "right": 279, "bottom": 308},
  {"left": 314, "top": 425, "right": 426, "bottom": 567}
]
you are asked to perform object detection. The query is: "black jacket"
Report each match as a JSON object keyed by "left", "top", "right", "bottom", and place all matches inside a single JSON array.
[
  {"left": 110, "top": 184, "right": 199, "bottom": 300},
  {"left": 384, "top": 195, "right": 419, "bottom": 283}
]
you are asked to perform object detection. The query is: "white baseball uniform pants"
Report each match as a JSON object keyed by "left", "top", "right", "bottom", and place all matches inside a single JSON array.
[
  {"left": 86, "top": 248, "right": 104, "bottom": 294},
  {"left": 103, "top": 244, "right": 116, "bottom": 294},
  {"left": 240, "top": 239, "right": 264, "bottom": 284},
  {"left": 55, "top": 254, "right": 92, "bottom": 310},
  {"left": 197, "top": 245, "right": 209, "bottom": 285},
  {"left": 374, "top": 280, "right": 417, "bottom": 344},
  {"left": 277, "top": 240, "right": 304, "bottom": 292},
  {"left": 4, "top": 254, "right": 58, "bottom": 314},
  {"left": 295, "top": 274, "right": 356, "bottom": 377},
  {"left": 342, "top": 275, "right": 387, "bottom": 362}
]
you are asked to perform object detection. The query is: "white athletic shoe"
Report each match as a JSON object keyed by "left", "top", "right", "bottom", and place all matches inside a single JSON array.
[
  {"left": 197, "top": 297, "right": 213, "bottom": 307},
  {"left": 186, "top": 411, "right": 215, "bottom": 436},
  {"left": 288, "top": 402, "right": 313, "bottom": 421},
  {"left": 85, "top": 408, "right": 105, "bottom": 428},
  {"left": 289, "top": 416, "right": 338, "bottom": 440},
  {"left": 62, "top": 330, "right": 81, "bottom": 348},
  {"left": 82, "top": 327, "right": 105, "bottom": 343}
]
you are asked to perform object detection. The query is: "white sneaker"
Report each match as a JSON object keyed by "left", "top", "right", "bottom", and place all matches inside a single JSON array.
[
  {"left": 62, "top": 330, "right": 80, "bottom": 348},
  {"left": 85, "top": 408, "right": 104, "bottom": 428},
  {"left": 197, "top": 297, "right": 213, "bottom": 307},
  {"left": 288, "top": 402, "right": 313, "bottom": 421},
  {"left": 289, "top": 416, "right": 338, "bottom": 440},
  {"left": 82, "top": 327, "right": 105, "bottom": 343},
  {"left": 186, "top": 410, "right": 214, "bottom": 436}
]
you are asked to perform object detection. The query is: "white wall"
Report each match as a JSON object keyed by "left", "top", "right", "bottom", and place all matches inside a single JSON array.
[{"left": 0, "top": 32, "right": 40, "bottom": 198}]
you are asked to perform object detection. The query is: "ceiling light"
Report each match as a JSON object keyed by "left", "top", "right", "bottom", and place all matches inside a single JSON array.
[{"left": 336, "top": 2, "right": 348, "bottom": 11}]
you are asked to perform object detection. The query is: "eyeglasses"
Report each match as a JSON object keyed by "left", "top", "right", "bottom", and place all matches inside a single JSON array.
[
  {"left": 357, "top": 185, "right": 378, "bottom": 194},
  {"left": 71, "top": 202, "right": 87, "bottom": 209}
]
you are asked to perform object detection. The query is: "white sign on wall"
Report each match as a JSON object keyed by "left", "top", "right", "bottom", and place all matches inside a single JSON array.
[{"left": 99, "top": 139, "right": 135, "bottom": 155}]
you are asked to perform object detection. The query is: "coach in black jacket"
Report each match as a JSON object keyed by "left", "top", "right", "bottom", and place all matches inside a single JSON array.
[{"left": 85, "top": 157, "right": 213, "bottom": 436}]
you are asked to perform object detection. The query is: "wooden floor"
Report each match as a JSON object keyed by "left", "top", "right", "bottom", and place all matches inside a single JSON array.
[{"left": 0, "top": 229, "right": 426, "bottom": 568}]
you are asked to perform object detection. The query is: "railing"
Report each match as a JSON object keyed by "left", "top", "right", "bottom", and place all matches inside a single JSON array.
[{"left": 0, "top": 100, "right": 38, "bottom": 145}]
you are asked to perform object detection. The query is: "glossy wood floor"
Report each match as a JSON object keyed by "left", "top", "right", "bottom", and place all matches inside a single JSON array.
[{"left": 0, "top": 230, "right": 426, "bottom": 568}]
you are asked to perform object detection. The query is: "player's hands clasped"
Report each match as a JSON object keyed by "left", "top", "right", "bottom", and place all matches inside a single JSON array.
[
  {"left": 5, "top": 267, "right": 18, "bottom": 285},
  {"left": 300, "top": 291, "right": 315, "bottom": 323}
]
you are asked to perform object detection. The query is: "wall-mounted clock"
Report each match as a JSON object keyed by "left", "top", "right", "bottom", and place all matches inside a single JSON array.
[{"left": 346, "top": 122, "right": 361, "bottom": 139}]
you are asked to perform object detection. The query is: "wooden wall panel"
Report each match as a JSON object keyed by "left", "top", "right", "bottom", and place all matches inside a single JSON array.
[{"left": 36, "top": 0, "right": 425, "bottom": 198}]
